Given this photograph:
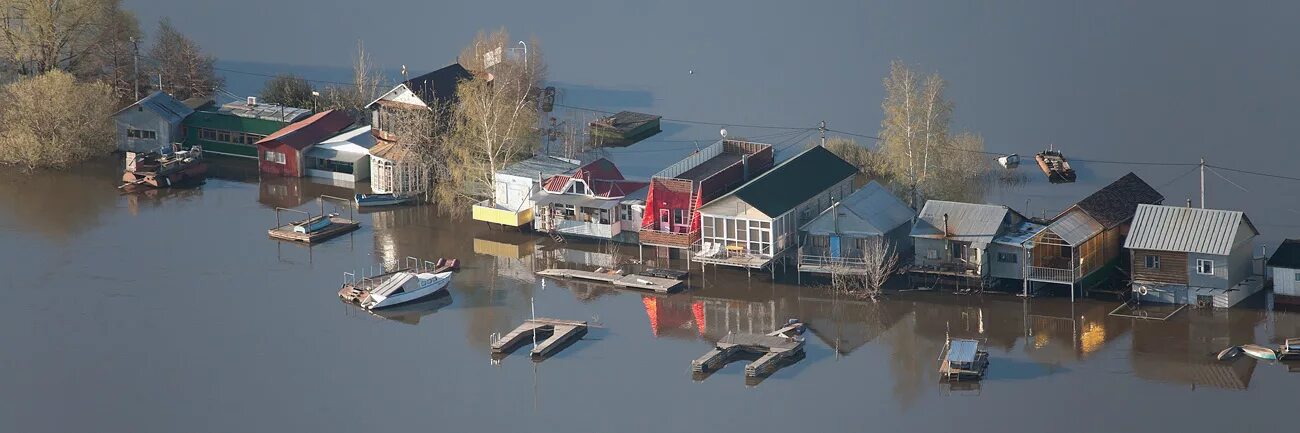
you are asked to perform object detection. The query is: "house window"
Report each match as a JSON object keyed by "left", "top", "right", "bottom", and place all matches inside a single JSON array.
[
  {"left": 1196, "top": 259, "right": 1214, "bottom": 275},
  {"left": 217, "top": 130, "right": 231, "bottom": 143},
  {"left": 568, "top": 180, "right": 586, "bottom": 195},
  {"left": 926, "top": 249, "right": 939, "bottom": 260},
  {"left": 618, "top": 206, "right": 631, "bottom": 221},
  {"left": 674, "top": 209, "right": 687, "bottom": 225},
  {"left": 264, "top": 151, "right": 286, "bottom": 164},
  {"left": 200, "top": 128, "right": 217, "bottom": 140},
  {"left": 1294, "top": 272, "right": 1300, "bottom": 282},
  {"left": 997, "top": 252, "right": 1017, "bottom": 263},
  {"left": 1144, "top": 255, "right": 1160, "bottom": 269},
  {"left": 126, "top": 129, "right": 157, "bottom": 140}
]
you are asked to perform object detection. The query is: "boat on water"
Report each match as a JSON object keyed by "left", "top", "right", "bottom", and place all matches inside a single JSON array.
[
  {"left": 1241, "top": 344, "right": 1278, "bottom": 361},
  {"left": 997, "top": 153, "right": 1021, "bottom": 169},
  {"left": 1035, "top": 146, "right": 1076, "bottom": 183},
  {"left": 340, "top": 271, "right": 453, "bottom": 310},
  {"left": 291, "top": 214, "right": 336, "bottom": 234},
  {"left": 940, "top": 338, "right": 989, "bottom": 381},
  {"left": 355, "top": 193, "right": 413, "bottom": 207},
  {"left": 1216, "top": 345, "right": 1243, "bottom": 361},
  {"left": 121, "top": 145, "right": 207, "bottom": 189}
]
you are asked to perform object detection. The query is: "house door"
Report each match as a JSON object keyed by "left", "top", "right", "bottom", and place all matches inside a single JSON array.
[
  {"left": 659, "top": 209, "right": 671, "bottom": 231},
  {"left": 829, "top": 235, "right": 841, "bottom": 258}
]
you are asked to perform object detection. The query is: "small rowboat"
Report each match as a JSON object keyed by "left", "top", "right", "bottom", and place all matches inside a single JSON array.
[
  {"left": 1035, "top": 146, "right": 1076, "bottom": 183},
  {"left": 291, "top": 214, "right": 335, "bottom": 234},
  {"left": 1241, "top": 344, "right": 1278, "bottom": 361},
  {"left": 997, "top": 154, "right": 1021, "bottom": 169},
  {"left": 355, "top": 193, "right": 413, "bottom": 207},
  {"left": 1216, "top": 345, "right": 1242, "bottom": 361}
]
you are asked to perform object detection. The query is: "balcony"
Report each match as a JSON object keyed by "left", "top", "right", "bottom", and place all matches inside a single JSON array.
[
  {"left": 798, "top": 251, "right": 871, "bottom": 275},
  {"left": 545, "top": 218, "right": 620, "bottom": 239},
  {"left": 1025, "top": 266, "right": 1077, "bottom": 284},
  {"left": 472, "top": 200, "right": 533, "bottom": 227},
  {"left": 640, "top": 225, "right": 698, "bottom": 248}
]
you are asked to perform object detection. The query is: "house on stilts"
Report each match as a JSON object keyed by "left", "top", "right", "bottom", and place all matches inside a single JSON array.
[
  {"left": 533, "top": 158, "right": 648, "bottom": 243},
  {"left": 1125, "top": 204, "right": 1262, "bottom": 308},
  {"left": 693, "top": 145, "right": 857, "bottom": 276},
  {"left": 639, "top": 139, "right": 774, "bottom": 256},
  {"left": 797, "top": 181, "right": 915, "bottom": 276},
  {"left": 909, "top": 200, "right": 1029, "bottom": 290}
]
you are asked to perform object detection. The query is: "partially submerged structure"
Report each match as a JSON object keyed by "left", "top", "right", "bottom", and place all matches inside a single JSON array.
[
  {"left": 1019, "top": 173, "right": 1164, "bottom": 295},
  {"left": 639, "top": 139, "right": 774, "bottom": 253},
  {"left": 366, "top": 63, "right": 473, "bottom": 194},
  {"left": 798, "top": 181, "right": 914, "bottom": 275},
  {"left": 588, "top": 111, "right": 661, "bottom": 146},
  {"left": 472, "top": 154, "right": 583, "bottom": 228},
  {"left": 113, "top": 91, "right": 193, "bottom": 153},
  {"left": 533, "top": 158, "right": 648, "bottom": 242},
  {"left": 255, "top": 110, "right": 354, "bottom": 178},
  {"left": 1269, "top": 239, "right": 1300, "bottom": 305},
  {"left": 304, "top": 125, "right": 376, "bottom": 183},
  {"left": 693, "top": 145, "right": 857, "bottom": 272},
  {"left": 909, "top": 200, "right": 1027, "bottom": 288},
  {"left": 182, "top": 98, "right": 312, "bottom": 158},
  {"left": 1125, "top": 204, "right": 1261, "bottom": 308}
]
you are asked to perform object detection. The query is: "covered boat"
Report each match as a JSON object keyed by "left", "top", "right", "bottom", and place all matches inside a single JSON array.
[
  {"left": 355, "top": 193, "right": 413, "bottom": 207},
  {"left": 291, "top": 214, "right": 335, "bottom": 234},
  {"left": 121, "top": 145, "right": 207, "bottom": 189}
]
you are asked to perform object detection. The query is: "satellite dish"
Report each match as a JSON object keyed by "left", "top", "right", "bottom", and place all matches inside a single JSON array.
[{"left": 720, "top": 128, "right": 728, "bottom": 138}]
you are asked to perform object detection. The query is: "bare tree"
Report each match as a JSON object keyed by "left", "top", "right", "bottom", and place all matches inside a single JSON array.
[
  {"left": 382, "top": 105, "right": 450, "bottom": 200},
  {"left": 880, "top": 60, "right": 921, "bottom": 205},
  {"left": 827, "top": 237, "right": 898, "bottom": 300},
  {"left": 0, "top": 70, "right": 115, "bottom": 168},
  {"left": 259, "top": 74, "right": 313, "bottom": 109},
  {"left": 0, "top": 0, "right": 134, "bottom": 75},
  {"left": 147, "top": 18, "right": 221, "bottom": 100},
  {"left": 320, "top": 41, "right": 383, "bottom": 124}
]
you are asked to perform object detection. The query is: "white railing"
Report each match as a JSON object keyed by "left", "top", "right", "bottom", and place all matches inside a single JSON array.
[
  {"left": 799, "top": 253, "right": 870, "bottom": 269},
  {"left": 552, "top": 219, "right": 619, "bottom": 238},
  {"left": 654, "top": 140, "right": 723, "bottom": 179},
  {"left": 1025, "top": 266, "right": 1075, "bottom": 284}
]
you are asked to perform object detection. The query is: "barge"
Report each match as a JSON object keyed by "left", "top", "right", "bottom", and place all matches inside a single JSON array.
[
  {"left": 1035, "top": 146, "right": 1076, "bottom": 183},
  {"left": 121, "top": 145, "right": 207, "bottom": 189}
]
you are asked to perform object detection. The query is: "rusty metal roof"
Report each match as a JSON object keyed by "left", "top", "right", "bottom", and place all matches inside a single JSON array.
[{"left": 1124, "top": 204, "right": 1258, "bottom": 256}]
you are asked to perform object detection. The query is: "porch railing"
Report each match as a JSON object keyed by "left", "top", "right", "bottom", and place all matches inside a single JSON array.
[{"left": 1025, "top": 266, "right": 1077, "bottom": 284}]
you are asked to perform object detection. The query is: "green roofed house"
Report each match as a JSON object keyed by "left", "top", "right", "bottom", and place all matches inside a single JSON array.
[
  {"left": 181, "top": 97, "right": 312, "bottom": 158},
  {"left": 693, "top": 145, "right": 858, "bottom": 273}
]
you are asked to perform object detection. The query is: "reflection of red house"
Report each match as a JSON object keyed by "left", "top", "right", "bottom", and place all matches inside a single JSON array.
[
  {"left": 256, "top": 110, "right": 354, "bottom": 177},
  {"left": 640, "top": 139, "right": 774, "bottom": 250},
  {"left": 642, "top": 295, "right": 706, "bottom": 338}
]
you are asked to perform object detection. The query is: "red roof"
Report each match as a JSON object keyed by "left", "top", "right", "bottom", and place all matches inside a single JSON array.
[
  {"left": 542, "top": 158, "right": 647, "bottom": 198},
  {"left": 256, "top": 110, "right": 354, "bottom": 151}
]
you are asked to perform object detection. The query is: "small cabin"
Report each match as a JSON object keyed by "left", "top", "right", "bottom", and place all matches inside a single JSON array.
[
  {"left": 910, "top": 201, "right": 1026, "bottom": 284},
  {"left": 640, "top": 139, "right": 774, "bottom": 251},
  {"left": 940, "top": 338, "right": 988, "bottom": 381},
  {"left": 533, "top": 158, "right": 648, "bottom": 242},
  {"left": 182, "top": 99, "right": 312, "bottom": 158},
  {"left": 255, "top": 110, "right": 354, "bottom": 178},
  {"left": 1268, "top": 239, "right": 1300, "bottom": 306},
  {"left": 797, "top": 181, "right": 914, "bottom": 275},
  {"left": 1125, "top": 204, "right": 1261, "bottom": 308},
  {"left": 472, "top": 154, "right": 583, "bottom": 228},
  {"left": 113, "top": 91, "right": 193, "bottom": 153}
]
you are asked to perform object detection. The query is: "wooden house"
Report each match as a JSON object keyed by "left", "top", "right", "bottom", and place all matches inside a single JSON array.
[
  {"left": 909, "top": 200, "right": 1027, "bottom": 287},
  {"left": 303, "top": 125, "right": 375, "bottom": 183},
  {"left": 797, "top": 181, "right": 914, "bottom": 275},
  {"left": 1124, "top": 204, "right": 1262, "bottom": 308},
  {"left": 640, "top": 139, "right": 774, "bottom": 253},
  {"left": 113, "top": 91, "right": 194, "bottom": 153},
  {"left": 366, "top": 63, "right": 473, "bottom": 194},
  {"left": 472, "top": 154, "right": 583, "bottom": 228},
  {"left": 693, "top": 145, "right": 857, "bottom": 271},
  {"left": 182, "top": 98, "right": 311, "bottom": 158},
  {"left": 255, "top": 110, "right": 354, "bottom": 177},
  {"left": 533, "top": 158, "right": 648, "bottom": 242},
  {"left": 1267, "top": 239, "right": 1300, "bottom": 305},
  {"left": 1019, "top": 173, "right": 1164, "bottom": 295}
]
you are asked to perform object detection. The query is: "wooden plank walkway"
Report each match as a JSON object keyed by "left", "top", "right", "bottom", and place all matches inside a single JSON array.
[
  {"left": 536, "top": 269, "right": 683, "bottom": 293},
  {"left": 691, "top": 322, "right": 806, "bottom": 377},
  {"left": 491, "top": 318, "right": 589, "bottom": 360},
  {"left": 268, "top": 217, "right": 360, "bottom": 244}
]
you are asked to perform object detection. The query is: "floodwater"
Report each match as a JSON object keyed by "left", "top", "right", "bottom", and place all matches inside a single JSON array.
[
  {"left": 3, "top": 163, "right": 1300, "bottom": 433},
  {"left": 6, "top": 1, "right": 1300, "bottom": 432}
]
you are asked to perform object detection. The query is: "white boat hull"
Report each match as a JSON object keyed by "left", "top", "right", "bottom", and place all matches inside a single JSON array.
[{"left": 365, "top": 272, "right": 452, "bottom": 310}]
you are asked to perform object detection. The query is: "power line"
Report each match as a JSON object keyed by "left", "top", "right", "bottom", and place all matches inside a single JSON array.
[
  {"left": 1207, "top": 164, "right": 1300, "bottom": 182},
  {"left": 553, "top": 103, "right": 812, "bottom": 130}
]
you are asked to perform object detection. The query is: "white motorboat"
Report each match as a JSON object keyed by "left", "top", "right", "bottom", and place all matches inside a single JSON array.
[{"left": 360, "top": 271, "right": 453, "bottom": 310}]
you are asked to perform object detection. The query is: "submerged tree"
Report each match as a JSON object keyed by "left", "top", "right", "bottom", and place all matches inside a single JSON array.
[
  {"left": 148, "top": 19, "right": 221, "bottom": 100},
  {"left": 878, "top": 60, "right": 987, "bottom": 204},
  {"left": 259, "top": 74, "right": 313, "bottom": 109},
  {"left": 0, "top": 71, "right": 115, "bottom": 168},
  {"left": 826, "top": 237, "right": 899, "bottom": 300}
]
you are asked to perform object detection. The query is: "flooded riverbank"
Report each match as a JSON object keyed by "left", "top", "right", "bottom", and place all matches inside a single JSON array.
[{"left": 3, "top": 165, "right": 1299, "bottom": 433}]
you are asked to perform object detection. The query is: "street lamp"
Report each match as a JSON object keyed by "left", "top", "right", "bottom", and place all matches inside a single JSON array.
[{"left": 518, "top": 40, "right": 527, "bottom": 68}]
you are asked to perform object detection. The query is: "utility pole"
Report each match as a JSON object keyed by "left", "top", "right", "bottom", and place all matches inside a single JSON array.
[
  {"left": 1200, "top": 157, "right": 1206, "bottom": 209},
  {"left": 819, "top": 120, "right": 826, "bottom": 147},
  {"left": 130, "top": 36, "right": 139, "bottom": 100}
]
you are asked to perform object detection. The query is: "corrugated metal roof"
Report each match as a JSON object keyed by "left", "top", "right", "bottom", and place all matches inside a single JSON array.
[
  {"left": 114, "top": 91, "right": 193, "bottom": 123},
  {"left": 305, "top": 126, "right": 373, "bottom": 162},
  {"left": 499, "top": 154, "right": 583, "bottom": 180},
  {"left": 1124, "top": 204, "right": 1256, "bottom": 255},
  {"left": 1046, "top": 208, "right": 1104, "bottom": 246},
  {"left": 256, "top": 110, "right": 354, "bottom": 150},
  {"left": 801, "top": 181, "right": 914, "bottom": 236},
  {"left": 993, "top": 221, "right": 1047, "bottom": 247},
  {"left": 910, "top": 200, "right": 1014, "bottom": 247},
  {"left": 219, "top": 100, "right": 311, "bottom": 123},
  {"left": 947, "top": 339, "right": 980, "bottom": 363}
]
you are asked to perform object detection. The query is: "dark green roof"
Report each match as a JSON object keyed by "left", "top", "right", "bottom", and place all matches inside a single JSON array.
[
  {"left": 181, "top": 111, "right": 289, "bottom": 135},
  {"left": 730, "top": 145, "right": 858, "bottom": 217}
]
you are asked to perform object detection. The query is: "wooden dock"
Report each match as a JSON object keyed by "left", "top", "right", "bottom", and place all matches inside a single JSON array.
[
  {"left": 491, "top": 318, "right": 589, "bottom": 360},
  {"left": 536, "top": 268, "right": 683, "bottom": 293},
  {"left": 691, "top": 322, "right": 806, "bottom": 377},
  {"left": 267, "top": 216, "right": 360, "bottom": 244}
]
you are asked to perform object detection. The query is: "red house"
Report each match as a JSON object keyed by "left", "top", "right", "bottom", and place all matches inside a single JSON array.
[
  {"left": 256, "top": 110, "right": 354, "bottom": 177},
  {"left": 640, "top": 139, "right": 774, "bottom": 251}
]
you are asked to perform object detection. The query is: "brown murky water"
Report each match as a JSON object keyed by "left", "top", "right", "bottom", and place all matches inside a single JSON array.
[{"left": 2, "top": 163, "right": 1298, "bottom": 433}]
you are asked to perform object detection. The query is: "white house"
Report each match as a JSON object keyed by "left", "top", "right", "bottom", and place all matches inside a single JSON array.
[
  {"left": 304, "top": 125, "right": 376, "bottom": 183},
  {"left": 471, "top": 154, "right": 583, "bottom": 228}
]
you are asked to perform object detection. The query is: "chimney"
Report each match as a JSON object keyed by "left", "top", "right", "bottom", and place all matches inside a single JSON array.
[
  {"left": 741, "top": 154, "right": 750, "bottom": 182},
  {"left": 1186, "top": 198, "right": 1192, "bottom": 208},
  {"left": 943, "top": 213, "right": 951, "bottom": 237}
]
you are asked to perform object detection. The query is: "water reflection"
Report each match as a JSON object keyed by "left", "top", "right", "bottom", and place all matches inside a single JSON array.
[
  {"left": 257, "top": 175, "right": 357, "bottom": 210},
  {"left": 363, "top": 294, "right": 453, "bottom": 325},
  {"left": 0, "top": 159, "right": 120, "bottom": 240},
  {"left": 1130, "top": 308, "right": 1265, "bottom": 390}
]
